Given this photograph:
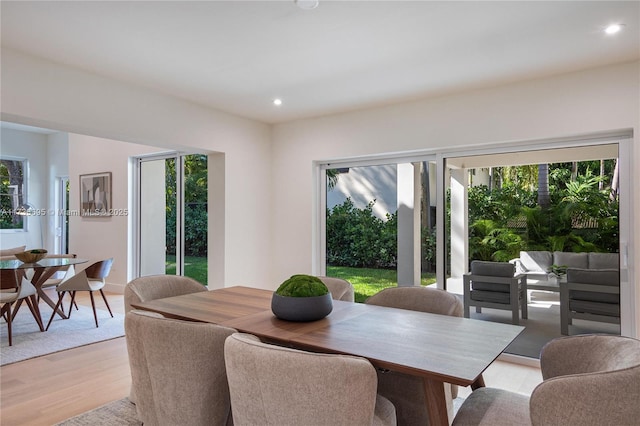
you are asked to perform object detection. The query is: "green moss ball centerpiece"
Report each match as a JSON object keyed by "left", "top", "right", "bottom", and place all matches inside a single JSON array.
[{"left": 271, "top": 274, "right": 333, "bottom": 321}]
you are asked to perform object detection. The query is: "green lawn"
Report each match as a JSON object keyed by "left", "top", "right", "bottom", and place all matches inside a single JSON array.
[
  {"left": 165, "top": 256, "right": 436, "bottom": 302},
  {"left": 165, "top": 255, "right": 208, "bottom": 285},
  {"left": 327, "top": 266, "right": 436, "bottom": 303}
]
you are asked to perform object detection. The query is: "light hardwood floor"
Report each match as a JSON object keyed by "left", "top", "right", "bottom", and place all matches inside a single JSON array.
[{"left": 1, "top": 291, "right": 543, "bottom": 425}]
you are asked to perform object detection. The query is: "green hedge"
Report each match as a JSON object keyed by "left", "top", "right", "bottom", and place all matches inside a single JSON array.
[{"left": 326, "top": 199, "right": 398, "bottom": 269}]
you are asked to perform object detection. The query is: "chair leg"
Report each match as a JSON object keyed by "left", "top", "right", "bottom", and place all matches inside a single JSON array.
[
  {"left": 89, "top": 291, "right": 99, "bottom": 328},
  {"left": 10, "top": 298, "right": 24, "bottom": 322},
  {"left": 25, "top": 295, "right": 45, "bottom": 332},
  {"left": 67, "top": 291, "right": 78, "bottom": 318},
  {"left": 99, "top": 289, "right": 114, "bottom": 318},
  {"left": 46, "top": 292, "right": 66, "bottom": 331},
  {"left": 2, "top": 303, "right": 13, "bottom": 346}
]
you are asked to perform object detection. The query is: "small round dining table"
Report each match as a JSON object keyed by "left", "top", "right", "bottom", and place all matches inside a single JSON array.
[{"left": 0, "top": 257, "right": 88, "bottom": 320}]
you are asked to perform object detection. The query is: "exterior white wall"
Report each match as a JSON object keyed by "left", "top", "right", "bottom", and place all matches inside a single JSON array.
[
  {"left": 272, "top": 61, "right": 639, "bottom": 331},
  {"left": 326, "top": 164, "right": 397, "bottom": 219},
  {"left": 1, "top": 48, "right": 273, "bottom": 290},
  {"left": 0, "top": 127, "right": 48, "bottom": 250}
]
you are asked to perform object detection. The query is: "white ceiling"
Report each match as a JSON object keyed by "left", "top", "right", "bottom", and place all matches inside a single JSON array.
[{"left": 1, "top": 1, "right": 638, "bottom": 124}]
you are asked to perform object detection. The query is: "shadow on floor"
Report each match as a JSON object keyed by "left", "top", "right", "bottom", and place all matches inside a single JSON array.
[{"left": 468, "top": 290, "right": 620, "bottom": 359}]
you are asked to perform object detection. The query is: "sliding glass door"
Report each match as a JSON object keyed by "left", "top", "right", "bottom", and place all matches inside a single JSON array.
[
  {"left": 136, "top": 153, "right": 208, "bottom": 284},
  {"left": 321, "top": 157, "right": 439, "bottom": 302}
]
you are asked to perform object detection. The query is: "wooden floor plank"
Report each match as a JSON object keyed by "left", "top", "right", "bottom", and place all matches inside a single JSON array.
[{"left": 1, "top": 292, "right": 131, "bottom": 426}]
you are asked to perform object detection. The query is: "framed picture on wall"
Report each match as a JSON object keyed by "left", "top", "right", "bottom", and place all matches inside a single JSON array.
[{"left": 80, "top": 172, "right": 112, "bottom": 216}]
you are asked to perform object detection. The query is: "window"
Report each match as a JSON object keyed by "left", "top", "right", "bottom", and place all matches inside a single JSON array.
[{"left": 0, "top": 158, "right": 27, "bottom": 230}]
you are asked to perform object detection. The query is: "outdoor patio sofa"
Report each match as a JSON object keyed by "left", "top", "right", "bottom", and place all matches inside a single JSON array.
[{"left": 510, "top": 250, "right": 619, "bottom": 292}]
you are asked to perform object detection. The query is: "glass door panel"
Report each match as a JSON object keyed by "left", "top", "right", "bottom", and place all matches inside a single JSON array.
[{"left": 138, "top": 154, "right": 208, "bottom": 285}]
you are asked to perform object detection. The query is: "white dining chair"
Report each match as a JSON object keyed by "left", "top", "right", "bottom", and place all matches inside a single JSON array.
[
  {"left": 1, "top": 269, "right": 44, "bottom": 345},
  {"left": 45, "top": 258, "right": 114, "bottom": 330}
]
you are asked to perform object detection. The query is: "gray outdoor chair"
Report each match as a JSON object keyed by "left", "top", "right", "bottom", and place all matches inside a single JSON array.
[
  {"left": 463, "top": 260, "right": 527, "bottom": 325},
  {"left": 453, "top": 334, "right": 640, "bottom": 426},
  {"left": 560, "top": 268, "right": 620, "bottom": 335},
  {"left": 365, "top": 286, "right": 462, "bottom": 426}
]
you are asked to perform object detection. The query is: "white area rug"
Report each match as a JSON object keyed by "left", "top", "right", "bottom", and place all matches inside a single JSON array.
[{"left": 1, "top": 302, "right": 124, "bottom": 366}]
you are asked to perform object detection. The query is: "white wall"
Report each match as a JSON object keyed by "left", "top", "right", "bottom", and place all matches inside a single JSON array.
[
  {"left": 46, "top": 131, "right": 69, "bottom": 253},
  {"left": 2, "top": 49, "right": 638, "bottom": 333},
  {"left": 271, "top": 60, "right": 639, "bottom": 331},
  {"left": 67, "top": 134, "right": 161, "bottom": 290},
  {"left": 0, "top": 127, "right": 48, "bottom": 250},
  {"left": 1, "top": 48, "right": 273, "bottom": 290}
]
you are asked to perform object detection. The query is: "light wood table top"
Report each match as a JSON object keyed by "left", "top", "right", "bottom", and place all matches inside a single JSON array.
[{"left": 132, "top": 285, "right": 524, "bottom": 426}]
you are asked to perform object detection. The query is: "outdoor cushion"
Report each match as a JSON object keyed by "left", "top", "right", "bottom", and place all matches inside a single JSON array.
[
  {"left": 567, "top": 268, "right": 619, "bottom": 304},
  {"left": 588, "top": 252, "right": 619, "bottom": 269},
  {"left": 519, "top": 251, "right": 552, "bottom": 273},
  {"left": 470, "top": 290, "right": 511, "bottom": 304},
  {"left": 569, "top": 300, "right": 620, "bottom": 317},
  {"left": 553, "top": 251, "right": 588, "bottom": 269}
]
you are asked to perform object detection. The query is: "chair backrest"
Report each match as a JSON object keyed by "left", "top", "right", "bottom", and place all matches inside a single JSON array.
[
  {"left": 366, "top": 286, "right": 463, "bottom": 317},
  {"left": 530, "top": 335, "right": 640, "bottom": 425},
  {"left": 124, "top": 274, "right": 206, "bottom": 313},
  {"left": 566, "top": 268, "right": 619, "bottom": 306},
  {"left": 224, "top": 332, "right": 381, "bottom": 426},
  {"left": 317, "top": 276, "right": 355, "bottom": 302},
  {"left": 0, "top": 269, "right": 35, "bottom": 300},
  {"left": 0, "top": 269, "right": 22, "bottom": 291},
  {"left": 84, "top": 258, "right": 114, "bottom": 280},
  {"left": 470, "top": 260, "right": 515, "bottom": 292},
  {"left": 125, "top": 311, "right": 235, "bottom": 426}
]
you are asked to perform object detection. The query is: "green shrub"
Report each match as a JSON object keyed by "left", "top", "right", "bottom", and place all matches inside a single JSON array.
[{"left": 326, "top": 199, "right": 397, "bottom": 268}]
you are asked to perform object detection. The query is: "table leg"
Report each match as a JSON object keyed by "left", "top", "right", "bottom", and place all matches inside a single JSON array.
[
  {"left": 31, "top": 267, "right": 68, "bottom": 320},
  {"left": 422, "top": 378, "right": 450, "bottom": 426},
  {"left": 471, "top": 374, "right": 486, "bottom": 390}
]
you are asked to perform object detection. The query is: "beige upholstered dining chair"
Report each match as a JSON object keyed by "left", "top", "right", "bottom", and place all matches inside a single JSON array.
[
  {"left": 125, "top": 310, "right": 236, "bottom": 426},
  {"left": 224, "top": 332, "right": 397, "bottom": 426},
  {"left": 365, "top": 286, "right": 462, "bottom": 426},
  {"left": 453, "top": 334, "right": 640, "bottom": 426},
  {"left": 45, "top": 258, "right": 114, "bottom": 330},
  {"left": 1, "top": 269, "right": 44, "bottom": 345},
  {"left": 124, "top": 274, "right": 206, "bottom": 313},
  {"left": 318, "top": 276, "right": 355, "bottom": 302},
  {"left": 123, "top": 274, "right": 207, "bottom": 404}
]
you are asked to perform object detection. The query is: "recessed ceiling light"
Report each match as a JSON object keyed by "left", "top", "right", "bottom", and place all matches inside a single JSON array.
[
  {"left": 604, "top": 23, "right": 625, "bottom": 35},
  {"left": 295, "top": 0, "right": 319, "bottom": 10},
  {"left": 273, "top": 98, "right": 283, "bottom": 106}
]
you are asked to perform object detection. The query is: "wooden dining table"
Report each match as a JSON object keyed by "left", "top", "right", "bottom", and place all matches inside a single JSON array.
[{"left": 131, "top": 285, "right": 524, "bottom": 426}]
